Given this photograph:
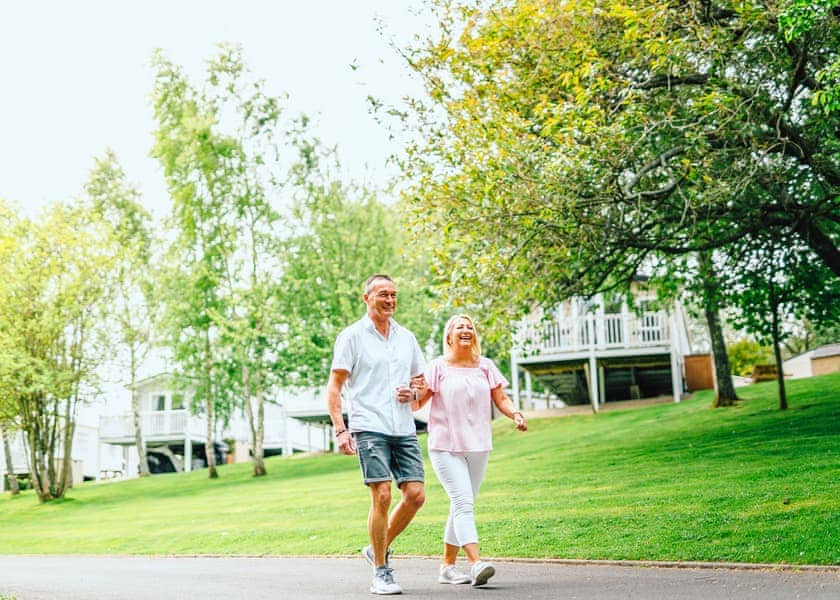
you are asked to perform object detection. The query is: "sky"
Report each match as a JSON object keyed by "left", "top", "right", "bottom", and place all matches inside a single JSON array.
[
  {"left": 0, "top": 1, "right": 436, "bottom": 418},
  {"left": 1, "top": 0, "right": 434, "bottom": 221}
]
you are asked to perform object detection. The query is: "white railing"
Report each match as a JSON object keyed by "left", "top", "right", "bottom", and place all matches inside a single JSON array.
[
  {"left": 514, "top": 311, "right": 671, "bottom": 357},
  {"left": 261, "top": 418, "right": 328, "bottom": 453},
  {"left": 99, "top": 410, "right": 206, "bottom": 442}
]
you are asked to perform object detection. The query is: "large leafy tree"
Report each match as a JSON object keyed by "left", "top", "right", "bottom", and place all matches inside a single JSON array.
[
  {"left": 0, "top": 202, "right": 112, "bottom": 502},
  {"left": 151, "top": 44, "right": 295, "bottom": 477},
  {"left": 397, "top": 0, "right": 839, "bottom": 339},
  {"left": 86, "top": 150, "right": 156, "bottom": 477}
]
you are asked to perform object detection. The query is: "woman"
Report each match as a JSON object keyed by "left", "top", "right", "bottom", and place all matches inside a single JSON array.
[{"left": 413, "top": 314, "right": 527, "bottom": 586}]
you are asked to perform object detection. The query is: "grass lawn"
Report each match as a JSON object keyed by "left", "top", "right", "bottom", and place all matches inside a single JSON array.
[{"left": 1, "top": 373, "right": 838, "bottom": 564}]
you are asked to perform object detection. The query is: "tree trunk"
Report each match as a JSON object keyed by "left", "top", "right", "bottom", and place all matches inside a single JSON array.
[
  {"left": 131, "top": 347, "right": 150, "bottom": 476},
  {"left": 59, "top": 408, "right": 75, "bottom": 495},
  {"left": 254, "top": 380, "right": 266, "bottom": 477},
  {"left": 770, "top": 291, "right": 788, "bottom": 410},
  {"left": 1, "top": 423, "right": 20, "bottom": 495},
  {"left": 699, "top": 252, "right": 738, "bottom": 407},
  {"left": 57, "top": 384, "right": 79, "bottom": 496},
  {"left": 27, "top": 415, "right": 54, "bottom": 503},
  {"left": 204, "top": 334, "right": 218, "bottom": 479},
  {"left": 243, "top": 364, "right": 266, "bottom": 477},
  {"left": 204, "top": 395, "right": 218, "bottom": 478}
]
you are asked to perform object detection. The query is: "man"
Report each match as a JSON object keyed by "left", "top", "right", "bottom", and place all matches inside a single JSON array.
[{"left": 326, "top": 274, "right": 427, "bottom": 595}]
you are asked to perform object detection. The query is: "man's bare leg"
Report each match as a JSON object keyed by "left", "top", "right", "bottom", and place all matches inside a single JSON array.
[
  {"left": 368, "top": 481, "right": 392, "bottom": 567},
  {"left": 384, "top": 481, "right": 425, "bottom": 547}
]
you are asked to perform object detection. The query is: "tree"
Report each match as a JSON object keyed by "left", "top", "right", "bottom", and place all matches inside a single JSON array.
[
  {"left": 395, "top": 0, "right": 839, "bottom": 343},
  {"left": 0, "top": 203, "right": 20, "bottom": 495},
  {"left": 721, "top": 232, "right": 840, "bottom": 409},
  {"left": 279, "top": 144, "right": 436, "bottom": 387},
  {"left": 727, "top": 339, "right": 773, "bottom": 378},
  {"left": 86, "top": 150, "right": 156, "bottom": 477},
  {"left": 784, "top": 319, "right": 840, "bottom": 356},
  {"left": 0, "top": 202, "right": 112, "bottom": 502},
  {"left": 151, "top": 44, "right": 294, "bottom": 477}
]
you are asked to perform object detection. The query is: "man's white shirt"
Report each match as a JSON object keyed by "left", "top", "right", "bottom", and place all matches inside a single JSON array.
[{"left": 331, "top": 316, "right": 425, "bottom": 436}]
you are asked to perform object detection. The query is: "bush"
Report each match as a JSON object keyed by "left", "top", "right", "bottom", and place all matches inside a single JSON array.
[{"left": 727, "top": 338, "right": 773, "bottom": 376}]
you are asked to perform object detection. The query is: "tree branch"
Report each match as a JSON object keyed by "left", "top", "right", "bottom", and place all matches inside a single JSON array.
[
  {"left": 636, "top": 73, "right": 709, "bottom": 90},
  {"left": 621, "top": 146, "right": 685, "bottom": 199}
]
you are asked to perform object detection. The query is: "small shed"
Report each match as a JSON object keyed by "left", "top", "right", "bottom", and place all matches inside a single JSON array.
[{"left": 812, "top": 343, "right": 840, "bottom": 376}]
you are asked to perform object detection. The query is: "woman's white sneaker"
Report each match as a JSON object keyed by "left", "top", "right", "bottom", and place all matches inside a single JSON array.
[
  {"left": 438, "top": 564, "right": 471, "bottom": 584},
  {"left": 470, "top": 561, "right": 496, "bottom": 586}
]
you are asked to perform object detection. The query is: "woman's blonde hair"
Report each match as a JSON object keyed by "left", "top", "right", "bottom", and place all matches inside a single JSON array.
[{"left": 442, "top": 314, "right": 482, "bottom": 361}]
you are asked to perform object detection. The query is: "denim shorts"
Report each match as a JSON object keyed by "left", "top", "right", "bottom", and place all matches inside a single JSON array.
[{"left": 354, "top": 431, "right": 425, "bottom": 487}]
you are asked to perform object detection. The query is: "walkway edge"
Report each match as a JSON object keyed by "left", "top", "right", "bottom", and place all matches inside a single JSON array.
[{"left": 3, "top": 553, "right": 837, "bottom": 573}]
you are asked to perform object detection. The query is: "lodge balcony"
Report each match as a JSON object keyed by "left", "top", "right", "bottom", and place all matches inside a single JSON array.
[
  {"left": 512, "top": 310, "right": 681, "bottom": 361},
  {"left": 99, "top": 410, "right": 206, "bottom": 446},
  {"left": 510, "top": 309, "right": 690, "bottom": 411},
  {"left": 99, "top": 408, "right": 330, "bottom": 455}
]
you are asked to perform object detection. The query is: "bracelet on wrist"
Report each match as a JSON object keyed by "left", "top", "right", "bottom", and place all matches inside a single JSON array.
[{"left": 335, "top": 429, "right": 348, "bottom": 436}]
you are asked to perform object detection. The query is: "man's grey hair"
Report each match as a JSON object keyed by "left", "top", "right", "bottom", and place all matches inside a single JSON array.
[{"left": 365, "top": 274, "right": 394, "bottom": 294}]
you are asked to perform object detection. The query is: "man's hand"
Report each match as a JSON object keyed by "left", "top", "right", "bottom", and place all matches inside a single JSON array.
[{"left": 336, "top": 431, "right": 356, "bottom": 455}]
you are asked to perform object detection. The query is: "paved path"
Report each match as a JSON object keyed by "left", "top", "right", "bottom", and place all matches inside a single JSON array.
[{"left": 0, "top": 556, "right": 837, "bottom": 600}]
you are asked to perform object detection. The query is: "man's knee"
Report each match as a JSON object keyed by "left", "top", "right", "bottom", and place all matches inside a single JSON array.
[
  {"left": 402, "top": 482, "right": 426, "bottom": 510},
  {"left": 370, "top": 482, "right": 392, "bottom": 509}
]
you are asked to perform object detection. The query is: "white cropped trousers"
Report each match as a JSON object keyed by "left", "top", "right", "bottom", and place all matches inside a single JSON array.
[{"left": 429, "top": 450, "right": 490, "bottom": 547}]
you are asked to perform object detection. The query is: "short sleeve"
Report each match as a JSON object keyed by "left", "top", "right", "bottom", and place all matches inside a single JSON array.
[
  {"left": 481, "top": 357, "right": 509, "bottom": 390},
  {"left": 424, "top": 359, "right": 442, "bottom": 393},
  {"left": 330, "top": 329, "right": 355, "bottom": 373}
]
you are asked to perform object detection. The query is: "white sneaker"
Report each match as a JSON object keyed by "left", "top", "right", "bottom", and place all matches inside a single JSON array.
[
  {"left": 438, "top": 564, "right": 471, "bottom": 584},
  {"left": 470, "top": 561, "right": 495, "bottom": 586},
  {"left": 370, "top": 567, "right": 402, "bottom": 595}
]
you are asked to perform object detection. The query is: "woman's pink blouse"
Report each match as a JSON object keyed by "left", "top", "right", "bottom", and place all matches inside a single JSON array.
[{"left": 424, "top": 356, "right": 509, "bottom": 452}]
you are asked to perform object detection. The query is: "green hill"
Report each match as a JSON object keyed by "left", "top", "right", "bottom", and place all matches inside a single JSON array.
[{"left": 1, "top": 373, "right": 838, "bottom": 565}]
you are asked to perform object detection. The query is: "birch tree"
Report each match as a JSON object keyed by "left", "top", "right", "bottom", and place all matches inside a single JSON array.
[
  {"left": 86, "top": 150, "right": 156, "bottom": 477},
  {"left": 151, "top": 44, "right": 292, "bottom": 477}
]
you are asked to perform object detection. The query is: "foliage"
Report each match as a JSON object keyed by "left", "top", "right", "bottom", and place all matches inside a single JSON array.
[
  {"left": 394, "top": 0, "right": 840, "bottom": 345},
  {"left": 86, "top": 150, "right": 156, "bottom": 476},
  {"left": 0, "top": 202, "right": 113, "bottom": 501},
  {"left": 720, "top": 230, "right": 840, "bottom": 407},
  {"left": 727, "top": 338, "right": 773, "bottom": 377},
  {"left": 779, "top": 0, "right": 840, "bottom": 113},
  {"left": 151, "top": 46, "right": 238, "bottom": 478},
  {"left": 278, "top": 144, "right": 437, "bottom": 386},
  {"left": 1, "top": 373, "right": 838, "bottom": 564},
  {"left": 151, "top": 44, "right": 308, "bottom": 477}
]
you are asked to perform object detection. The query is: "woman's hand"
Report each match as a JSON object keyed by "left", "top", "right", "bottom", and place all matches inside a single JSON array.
[
  {"left": 410, "top": 375, "right": 427, "bottom": 398},
  {"left": 513, "top": 411, "right": 527, "bottom": 431}
]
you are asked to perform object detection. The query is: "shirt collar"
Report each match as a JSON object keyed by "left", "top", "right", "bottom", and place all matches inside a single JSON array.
[{"left": 364, "top": 315, "right": 399, "bottom": 338}]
